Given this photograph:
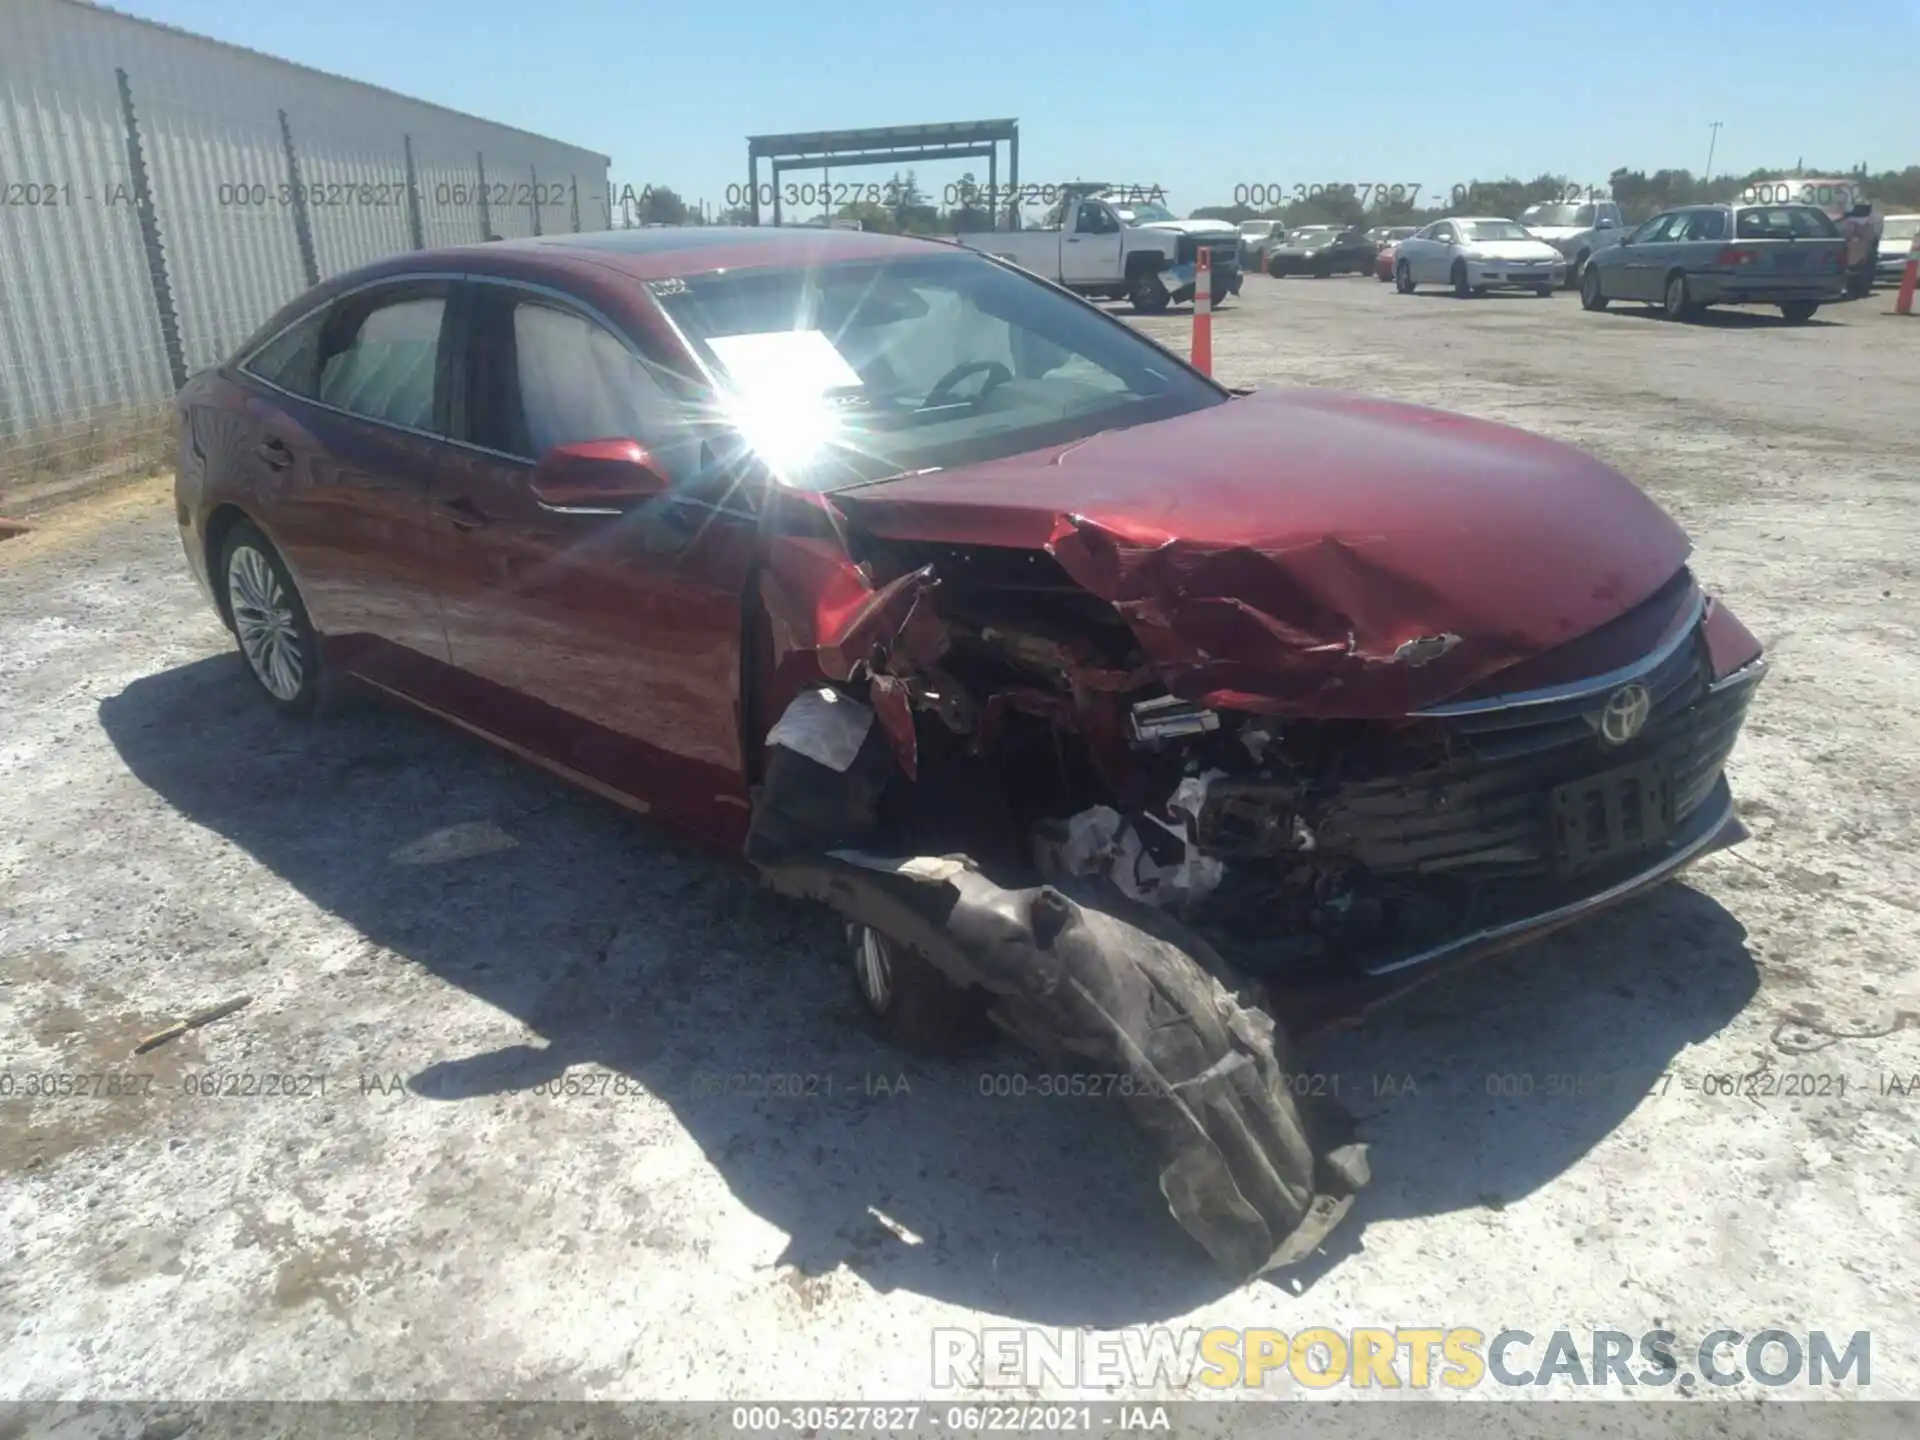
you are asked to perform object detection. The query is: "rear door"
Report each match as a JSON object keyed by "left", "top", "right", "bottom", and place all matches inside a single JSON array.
[
  {"left": 229, "top": 278, "right": 456, "bottom": 690},
  {"left": 429, "top": 277, "right": 760, "bottom": 842},
  {"left": 1672, "top": 206, "right": 1729, "bottom": 280}
]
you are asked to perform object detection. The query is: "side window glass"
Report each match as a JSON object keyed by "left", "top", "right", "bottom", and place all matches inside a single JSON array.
[
  {"left": 242, "top": 306, "right": 329, "bottom": 398},
  {"left": 479, "top": 296, "right": 701, "bottom": 483},
  {"left": 1696, "top": 209, "right": 1728, "bottom": 241},
  {"left": 1075, "top": 204, "right": 1118, "bottom": 236},
  {"left": 317, "top": 295, "right": 446, "bottom": 431}
]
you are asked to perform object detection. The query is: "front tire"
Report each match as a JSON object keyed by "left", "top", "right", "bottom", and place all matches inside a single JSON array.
[
  {"left": 850, "top": 923, "right": 987, "bottom": 1055},
  {"left": 1129, "top": 271, "right": 1171, "bottom": 314},
  {"left": 220, "top": 520, "right": 327, "bottom": 717},
  {"left": 1535, "top": 285, "right": 1554, "bottom": 298},
  {"left": 1395, "top": 260, "right": 1415, "bottom": 293},
  {"left": 1780, "top": 300, "right": 1820, "bottom": 323},
  {"left": 1580, "top": 265, "right": 1610, "bottom": 311}
]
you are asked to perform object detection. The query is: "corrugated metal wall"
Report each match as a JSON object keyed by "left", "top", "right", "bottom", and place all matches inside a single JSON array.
[{"left": 0, "top": 0, "right": 610, "bottom": 494}]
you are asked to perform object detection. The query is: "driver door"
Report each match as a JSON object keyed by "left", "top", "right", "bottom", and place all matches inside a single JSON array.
[
  {"left": 1419, "top": 223, "right": 1457, "bottom": 284},
  {"left": 1616, "top": 212, "right": 1679, "bottom": 300},
  {"left": 1062, "top": 201, "right": 1124, "bottom": 286},
  {"left": 429, "top": 278, "right": 761, "bottom": 843}
]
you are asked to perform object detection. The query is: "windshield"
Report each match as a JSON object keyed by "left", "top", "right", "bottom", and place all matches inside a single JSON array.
[
  {"left": 1239, "top": 220, "right": 1275, "bottom": 237},
  {"left": 651, "top": 252, "right": 1223, "bottom": 492},
  {"left": 1883, "top": 216, "right": 1920, "bottom": 243},
  {"left": 1289, "top": 228, "right": 1336, "bottom": 244},
  {"left": 1114, "top": 200, "right": 1177, "bottom": 223},
  {"left": 1460, "top": 220, "right": 1531, "bottom": 242},
  {"left": 1520, "top": 203, "right": 1587, "bottom": 227}
]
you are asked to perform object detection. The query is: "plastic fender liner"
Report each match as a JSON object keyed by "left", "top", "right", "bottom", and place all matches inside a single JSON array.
[{"left": 756, "top": 848, "right": 1370, "bottom": 1278}]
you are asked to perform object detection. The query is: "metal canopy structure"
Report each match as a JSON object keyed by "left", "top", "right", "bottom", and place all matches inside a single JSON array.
[{"left": 745, "top": 118, "right": 1019, "bottom": 228}]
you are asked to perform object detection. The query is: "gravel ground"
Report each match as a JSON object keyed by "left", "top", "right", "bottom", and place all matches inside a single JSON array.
[{"left": 3, "top": 276, "right": 1918, "bottom": 1406}]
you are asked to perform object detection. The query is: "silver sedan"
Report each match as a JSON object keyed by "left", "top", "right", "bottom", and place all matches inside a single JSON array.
[{"left": 1392, "top": 217, "right": 1567, "bottom": 297}]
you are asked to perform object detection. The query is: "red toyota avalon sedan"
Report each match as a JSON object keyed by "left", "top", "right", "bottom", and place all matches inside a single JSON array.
[{"left": 175, "top": 226, "right": 1766, "bottom": 1277}]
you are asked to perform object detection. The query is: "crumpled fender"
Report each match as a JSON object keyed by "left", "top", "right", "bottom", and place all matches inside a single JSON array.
[{"left": 758, "top": 844, "right": 1370, "bottom": 1278}]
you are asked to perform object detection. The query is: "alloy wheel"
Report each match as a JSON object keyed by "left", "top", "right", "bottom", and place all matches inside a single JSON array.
[
  {"left": 227, "top": 544, "right": 304, "bottom": 701},
  {"left": 854, "top": 926, "right": 894, "bottom": 1014}
]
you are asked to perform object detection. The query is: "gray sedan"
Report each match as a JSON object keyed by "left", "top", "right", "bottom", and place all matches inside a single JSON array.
[{"left": 1579, "top": 203, "right": 1848, "bottom": 323}]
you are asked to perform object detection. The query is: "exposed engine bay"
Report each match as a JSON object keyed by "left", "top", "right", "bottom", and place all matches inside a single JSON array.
[
  {"left": 759, "top": 532, "right": 1757, "bottom": 984},
  {"left": 744, "top": 503, "right": 1762, "bottom": 1277}
]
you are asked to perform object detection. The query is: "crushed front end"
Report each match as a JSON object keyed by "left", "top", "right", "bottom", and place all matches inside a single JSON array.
[
  {"left": 745, "top": 471, "right": 1764, "bottom": 1276},
  {"left": 1166, "top": 573, "right": 1763, "bottom": 1002}
]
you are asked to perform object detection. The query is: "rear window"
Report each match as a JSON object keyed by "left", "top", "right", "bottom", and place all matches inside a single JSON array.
[{"left": 1734, "top": 206, "right": 1839, "bottom": 240}]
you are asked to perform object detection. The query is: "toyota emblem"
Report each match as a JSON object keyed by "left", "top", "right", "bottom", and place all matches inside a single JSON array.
[{"left": 1598, "top": 683, "right": 1653, "bottom": 746}]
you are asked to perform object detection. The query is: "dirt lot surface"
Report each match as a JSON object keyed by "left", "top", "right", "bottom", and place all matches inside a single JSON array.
[{"left": 4, "top": 277, "right": 1918, "bottom": 1405}]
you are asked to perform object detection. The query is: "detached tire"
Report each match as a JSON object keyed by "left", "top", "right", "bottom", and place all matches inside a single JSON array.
[
  {"left": 219, "top": 519, "right": 328, "bottom": 718},
  {"left": 1451, "top": 260, "right": 1474, "bottom": 298}
]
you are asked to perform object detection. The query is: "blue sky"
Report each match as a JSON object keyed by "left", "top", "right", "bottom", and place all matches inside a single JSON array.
[{"left": 121, "top": 0, "right": 1915, "bottom": 216}]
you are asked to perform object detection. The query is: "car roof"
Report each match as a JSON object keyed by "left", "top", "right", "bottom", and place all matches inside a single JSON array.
[
  {"left": 1451, "top": 216, "right": 1522, "bottom": 224},
  {"left": 395, "top": 225, "right": 959, "bottom": 282}
]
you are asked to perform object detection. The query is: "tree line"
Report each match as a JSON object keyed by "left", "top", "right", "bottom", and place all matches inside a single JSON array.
[
  {"left": 616, "top": 164, "right": 1920, "bottom": 232},
  {"left": 1193, "top": 165, "right": 1920, "bottom": 229}
]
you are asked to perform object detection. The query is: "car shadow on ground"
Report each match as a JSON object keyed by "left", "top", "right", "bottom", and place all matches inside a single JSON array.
[
  {"left": 100, "top": 656, "right": 1759, "bottom": 1325},
  {"left": 1595, "top": 304, "right": 1846, "bottom": 328}
]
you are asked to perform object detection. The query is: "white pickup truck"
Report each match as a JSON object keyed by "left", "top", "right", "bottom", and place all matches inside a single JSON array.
[
  {"left": 956, "top": 194, "right": 1239, "bottom": 313},
  {"left": 1517, "top": 197, "right": 1626, "bottom": 288}
]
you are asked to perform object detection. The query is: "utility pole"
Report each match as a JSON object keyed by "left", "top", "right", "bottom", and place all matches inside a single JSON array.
[{"left": 1704, "top": 121, "right": 1723, "bottom": 186}]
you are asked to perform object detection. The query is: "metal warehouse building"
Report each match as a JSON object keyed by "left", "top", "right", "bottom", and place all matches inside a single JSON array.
[{"left": 0, "top": 0, "right": 611, "bottom": 494}]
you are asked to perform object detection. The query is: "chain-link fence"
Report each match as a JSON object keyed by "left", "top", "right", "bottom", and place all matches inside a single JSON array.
[{"left": 0, "top": 0, "right": 610, "bottom": 512}]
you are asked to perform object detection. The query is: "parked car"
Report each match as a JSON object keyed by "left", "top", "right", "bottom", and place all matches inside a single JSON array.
[
  {"left": 956, "top": 193, "right": 1236, "bottom": 313},
  {"left": 1579, "top": 202, "right": 1848, "bottom": 322},
  {"left": 175, "top": 225, "right": 1765, "bottom": 1279},
  {"left": 1517, "top": 199, "right": 1625, "bottom": 287},
  {"left": 1370, "top": 227, "right": 1419, "bottom": 282},
  {"left": 1874, "top": 214, "right": 1920, "bottom": 287},
  {"left": 1267, "top": 225, "right": 1376, "bottom": 277},
  {"left": 1238, "top": 218, "right": 1284, "bottom": 271},
  {"left": 1392, "top": 217, "right": 1566, "bottom": 296}
]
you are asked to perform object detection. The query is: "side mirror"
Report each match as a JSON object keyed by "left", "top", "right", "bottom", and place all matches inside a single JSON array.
[{"left": 529, "top": 438, "right": 671, "bottom": 513}]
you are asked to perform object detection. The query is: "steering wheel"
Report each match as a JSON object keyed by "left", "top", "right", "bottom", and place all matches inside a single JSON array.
[{"left": 921, "top": 360, "right": 1012, "bottom": 409}]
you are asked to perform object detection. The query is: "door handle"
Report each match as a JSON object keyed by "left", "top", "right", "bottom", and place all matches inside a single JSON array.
[
  {"left": 442, "top": 495, "right": 491, "bottom": 531},
  {"left": 257, "top": 436, "right": 293, "bottom": 471}
]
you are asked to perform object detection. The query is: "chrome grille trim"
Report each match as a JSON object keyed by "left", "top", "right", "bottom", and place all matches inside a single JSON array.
[{"left": 1417, "top": 589, "right": 1708, "bottom": 718}]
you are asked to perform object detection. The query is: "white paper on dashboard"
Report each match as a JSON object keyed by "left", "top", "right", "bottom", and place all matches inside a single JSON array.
[{"left": 708, "top": 330, "right": 863, "bottom": 398}]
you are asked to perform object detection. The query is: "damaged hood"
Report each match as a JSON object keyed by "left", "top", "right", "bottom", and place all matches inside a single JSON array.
[{"left": 830, "top": 389, "right": 1693, "bottom": 716}]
